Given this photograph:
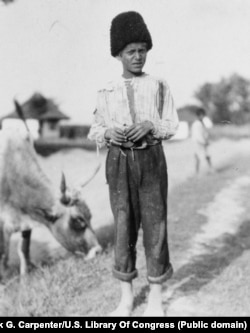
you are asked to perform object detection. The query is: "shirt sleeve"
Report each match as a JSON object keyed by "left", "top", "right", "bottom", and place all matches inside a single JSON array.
[
  {"left": 152, "top": 81, "right": 179, "bottom": 140},
  {"left": 87, "top": 91, "right": 108, "bottom": 147}
]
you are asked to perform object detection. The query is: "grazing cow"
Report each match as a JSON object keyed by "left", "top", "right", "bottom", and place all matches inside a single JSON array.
[{"left": 0, "top": 129, "right": 102, "bottom": 277}]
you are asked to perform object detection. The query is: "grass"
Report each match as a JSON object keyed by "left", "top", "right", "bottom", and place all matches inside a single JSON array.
[{"left": 1, "top": 148, "right": 250, "bottom": 316}]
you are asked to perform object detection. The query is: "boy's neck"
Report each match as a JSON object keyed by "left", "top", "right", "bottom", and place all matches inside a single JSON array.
[{"left": 122, "top": 71, "right": 145, "bottom": 79}]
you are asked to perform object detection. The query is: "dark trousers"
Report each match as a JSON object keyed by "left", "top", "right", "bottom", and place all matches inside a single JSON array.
[{"left": 106, "top": 144, "right": 173, "bottom": 284}]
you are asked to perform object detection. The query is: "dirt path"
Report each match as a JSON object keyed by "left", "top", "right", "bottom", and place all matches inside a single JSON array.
[{"left": 166, "top": 173, "right": 250, "bottom": 316}]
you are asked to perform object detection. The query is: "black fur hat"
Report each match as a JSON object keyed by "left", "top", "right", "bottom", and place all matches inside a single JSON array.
[{"left": 110, "top": 11, "right": 152, "bottom": 57}]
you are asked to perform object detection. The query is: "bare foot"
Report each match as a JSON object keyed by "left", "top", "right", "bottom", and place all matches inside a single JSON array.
[
  {"left": 143, "top": 305, "right": 165, "bottom": 317},
  {"left": 107, "top": 281, "right": 133, "bottom": 316},
  {"left": 107, "top": 303, "right": 133, "bottom": 317}
]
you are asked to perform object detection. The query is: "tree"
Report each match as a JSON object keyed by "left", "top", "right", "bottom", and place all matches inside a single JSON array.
[
  {"left": 0, "top": 0, "right": 15, "bottom": 4},
  {"left": 194, "top": 74, "right": 250, "bottom": 124}
]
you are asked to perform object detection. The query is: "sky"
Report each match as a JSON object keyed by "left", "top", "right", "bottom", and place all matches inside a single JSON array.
[{"left": 0, "top": 0, "right": 250, "bottom": 125}]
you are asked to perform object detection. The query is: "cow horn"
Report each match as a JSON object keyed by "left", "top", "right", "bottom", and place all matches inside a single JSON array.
[
  {"left": 80, "top": 163, "right": 101, "bottom": 188},
  {"left": 60, "top": 172, "right": 67, "bottom": 194},
  {"left": 60, "top": 172, "right": 71, "bottom": 205},
  {"left": 14, "top": 99, "right": 30, "bottom": 135}
]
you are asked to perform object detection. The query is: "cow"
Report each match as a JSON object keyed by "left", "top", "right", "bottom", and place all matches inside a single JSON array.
[{"left": 0, "top": 129, "right": 102, "bottom": 278}]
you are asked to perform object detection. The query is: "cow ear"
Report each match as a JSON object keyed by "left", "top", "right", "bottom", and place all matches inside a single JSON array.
[
  {"left": 35, "top": 208, "right": 59, "bottom": 224},
  {"left": 48, "top": 212, "right": 59, "bottom": 223}
]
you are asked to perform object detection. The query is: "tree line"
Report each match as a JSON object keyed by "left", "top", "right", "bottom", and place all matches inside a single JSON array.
[{"left": 194, "top": 74, "right": 250, "bottom": 125}]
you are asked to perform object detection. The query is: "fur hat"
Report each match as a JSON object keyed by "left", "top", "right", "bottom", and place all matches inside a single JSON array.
[{"left": 110, "top": 11, "right": 152, "bottom": 57}]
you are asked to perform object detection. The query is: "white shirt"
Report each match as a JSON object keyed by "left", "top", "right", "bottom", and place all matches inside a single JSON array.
[
  {"left": 88, "top": 73, "right": 179, "bottom": 146},
  {"left": 191, "top": 119, "right": 209, "bottom": 145}
]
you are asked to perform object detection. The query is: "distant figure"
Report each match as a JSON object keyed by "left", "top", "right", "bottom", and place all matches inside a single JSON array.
[{"left": 191, "top": 107, "right": 213, "bottom": 174}]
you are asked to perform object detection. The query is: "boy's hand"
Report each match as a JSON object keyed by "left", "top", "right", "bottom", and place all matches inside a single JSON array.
[
  {"left": 104, "top": 127, "right": 127, "bottom": 145},
  {"left": 125, "top": 121, "right": 154, "bottom": 142}
]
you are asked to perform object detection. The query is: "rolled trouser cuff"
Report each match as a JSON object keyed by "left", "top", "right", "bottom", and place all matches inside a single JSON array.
[
  {"left": 112, "top": 267, "right": 138, "bottom": 282},
  {"left": 147, "top": 263, "right": 173, "bottom": 284}
]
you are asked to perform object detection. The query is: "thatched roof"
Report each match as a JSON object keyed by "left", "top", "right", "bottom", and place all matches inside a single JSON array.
[
  {"left": 177, "top": 105, "right": 201, "bottom": 125},
  {"left": 1, "top": 93, "right": 70, "bottom": 121}
]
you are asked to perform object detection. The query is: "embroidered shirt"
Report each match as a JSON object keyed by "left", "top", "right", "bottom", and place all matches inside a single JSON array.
[{"left": 88, "top": 73, "right": 179, "bottom": 146}]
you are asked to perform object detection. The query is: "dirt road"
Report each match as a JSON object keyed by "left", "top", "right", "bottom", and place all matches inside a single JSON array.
[{"left": 166, "top": 171, "right": 250, "bottom": 316}]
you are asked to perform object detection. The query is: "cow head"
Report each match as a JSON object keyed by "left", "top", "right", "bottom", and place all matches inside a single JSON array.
[{"left": 41, "top": 169, "right": 102, "bottom": 259}]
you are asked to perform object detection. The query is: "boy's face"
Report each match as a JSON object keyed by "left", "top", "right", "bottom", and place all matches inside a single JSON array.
[{"left": 118, "top": 42, "right": 147, "bottom": 78}]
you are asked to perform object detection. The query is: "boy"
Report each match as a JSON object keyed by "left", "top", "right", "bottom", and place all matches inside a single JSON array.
[
  {"left": 88, "top": 11, "right": 179, "bottom": 316},
  {"left": 191, "top": 107, "right": 213, "bottom": 174}
]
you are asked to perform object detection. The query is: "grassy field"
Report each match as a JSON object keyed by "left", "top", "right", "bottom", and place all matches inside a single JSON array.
[
  {"left": 1, "top": 137, "right": 250, "bottom": 317},
  {"left": 209, "top": 124, "right": 250, "bottom": 141}
]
